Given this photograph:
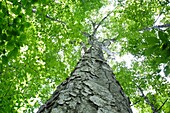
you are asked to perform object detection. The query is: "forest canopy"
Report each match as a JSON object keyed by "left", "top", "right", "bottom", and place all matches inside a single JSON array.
[{"left": 0, "top": 0, "right": 170, "bottom": 112}]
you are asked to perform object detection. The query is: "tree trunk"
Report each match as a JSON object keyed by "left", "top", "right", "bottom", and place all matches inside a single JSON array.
[{"left": 37, "top": 44, "right": 133, "bottom": 113}]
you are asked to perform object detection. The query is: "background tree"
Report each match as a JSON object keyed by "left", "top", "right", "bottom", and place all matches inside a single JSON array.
[{"left": 0, "top": 0, "right": 169, "bottom": 113}]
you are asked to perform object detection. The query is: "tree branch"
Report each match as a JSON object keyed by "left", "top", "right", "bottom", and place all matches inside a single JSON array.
[
  {"left": 156, "top": 99, "right": 168, "bottom": 112},
  {"left": 140, "top": 5, "right": 168, "bottom": 32},
  {"left": 4, "top": 0, "right": 10, "bottom": 26},
  {"left": 130, "top": 99, "right": 141, "bottom": 106},
  {"left": 153, "top": 6, "right": 165, "bottom": 25},
  {"left": 82, "top": 12, "right": 113, "bottom": 46},
  {"left": 46, "top": 14, "right": 66, "bottom": 25},
  {"left": 92, "top": 11, "right": 112, "bottom": 36},
  {"left": 140, "top": 24, "right": 170, "bottom": 31},
  {"left": 137, "top": 86, "right": 157, "bottom": 113},
  {"left": 32, "top": 7, "right": 66, "bottom": 25},
  {"left": 153, "top": 24, "right": 170, "bottom": 28}
]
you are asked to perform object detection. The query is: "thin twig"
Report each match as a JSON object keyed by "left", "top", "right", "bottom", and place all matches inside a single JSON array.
[
  {"left": 137, "top": 86, "right": 157, "bottom": 113},
  {"left": 32, "top": 7, "right": 66, "bottom": 25},
  {"left": 90, "top": 20, "right": 96, "bottom": 31},
  {"left": 153, "top": 7, "right": 165, "bottom": 25},
  {"left": 130, "top": 99, "right": 141, "bottom": 106},
  {"left": 46, "top": 14, "right": 66, "bottom": 25},
  {"left": 156, "top": 99, "right": 168, "bottom": 112},
  {"left": 92, "top": 11, "right": 112, "bottom": 36},
  {"left": 4, "top": 0, "right": 10, "bottom": 26},
  {"left": 82, "top": 12, "right": 113, "bottom": 38}
]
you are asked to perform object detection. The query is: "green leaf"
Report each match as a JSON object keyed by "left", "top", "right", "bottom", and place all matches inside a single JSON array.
[
  {"left": 24, "top": 22, "right": 31, "bottom": 28},
  {"left": 12, "top": 29, "right": 20, "bottom": 36},
  {"left": 6, "top": 41, "right": 15, "bottom": 51},
  {"left": 2, "top": 5, "right": 7, "bottom": 14},
  {"left": 2, "top": 56, "right": 8, "bottom": 64},
  {"left": 164, "top": 65, "right": 170, "bottom": 77},
  {"left": 11, "top": 8, "right": 18, "bottom": 15},
  {"left": 145, "top": 36, "right": 159, "bottom": 45},
  {"left": 7, "top": 47, "right": 18, "bottom": 59},
  {"left": 1, "top": 33, "right": 7, "bottom": 41},
  {"left": 19, "top": 33, "right": 27, "bottom": 42},
  {"left": 0, "top": 63, "right": 2, "bottom": 74},
  {"left": 158, "top": 31, "right": 168, "bottom": 43},
  {"left": 13, "top": 18, "right": 19, "bottom": 24},
  {"left": 144, "top": 46, "right": 156, "bottom": 56},
  {"left": 16, "top": 6, "right": 21, "bottom": 14},
  {"left": 0, "top": 40, "right": 5, "bottom": 46}
]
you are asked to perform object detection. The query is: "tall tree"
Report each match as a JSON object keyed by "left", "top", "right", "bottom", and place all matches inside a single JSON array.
[
  {"left": 37, "top": 21, "right": 132, "bottom": 112},
  {"left": 0, "top": 0, "right": 169, "bottom": 112}
]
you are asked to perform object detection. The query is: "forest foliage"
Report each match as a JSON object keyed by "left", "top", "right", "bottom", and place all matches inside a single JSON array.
[{"left": 0, "top": 0, "right": 170, "bottom": 112}]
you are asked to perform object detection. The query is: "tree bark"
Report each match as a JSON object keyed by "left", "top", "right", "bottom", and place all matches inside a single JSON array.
[{"left": 37, "top": 44, "right": 133, "bottom": 113}]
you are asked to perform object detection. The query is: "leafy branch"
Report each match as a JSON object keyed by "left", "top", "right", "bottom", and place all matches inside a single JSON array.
[
  {"left": 4, "top": 0, "right": 10, "bottom": 26},
  {"left": 153, "top": 5, "right": 165, "bottom": 25},
  {"left": 141, "top": 3, "right": 169, "bottom": 31},
  {"left": 46, "top": 14, "right": 66, "bottom": 25},
  {"left": 140, "top": 24, "right": 170, "bottom": 31},
  {"left": 130, "top": 99, "right": 141, "bottom": 106},
  {"left": 137, "top": 86, "right": 168, "bottom": 113},
  {"left": 137, "top": 86, "right": 157, "bottom": 112},
  {"left": 155, "top": 99, "right": 168, "bottom": 112},
  {"left": 32, "top": 7, "right": 66, "bottom": 25}
]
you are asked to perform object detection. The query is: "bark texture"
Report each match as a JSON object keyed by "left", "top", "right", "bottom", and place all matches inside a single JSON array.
[{"left": 37, "top": 43, "right": 133, "bottom": 113}]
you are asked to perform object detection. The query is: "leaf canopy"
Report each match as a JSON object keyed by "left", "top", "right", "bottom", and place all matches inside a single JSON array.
[{"left": 0, "top": 0, "right": 169, "bottom": 112}]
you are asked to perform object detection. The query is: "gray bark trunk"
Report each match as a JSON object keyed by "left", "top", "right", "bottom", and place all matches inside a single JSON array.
[{"left": 37, "top": 44, "right": 133, "bottom": 113}]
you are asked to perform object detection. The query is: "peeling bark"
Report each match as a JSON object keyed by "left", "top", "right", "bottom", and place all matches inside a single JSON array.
[{"left": 37, "top": 45, "right": 133, "bottom": 113}]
